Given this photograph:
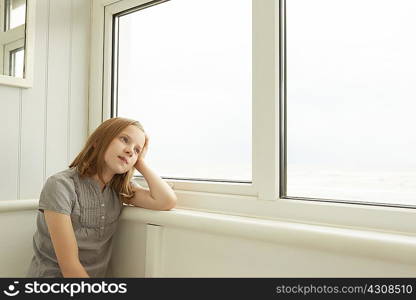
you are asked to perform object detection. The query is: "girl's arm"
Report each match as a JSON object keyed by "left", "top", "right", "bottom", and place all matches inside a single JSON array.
[
  {"left": 127, "top": 133, "right": 177, "bottom": 211},
  {"left": 44, "top": 210, "right": 90, "bottom": 278},
  {"left": 129, "top": 161, "right": 177, "bottom": 210}
]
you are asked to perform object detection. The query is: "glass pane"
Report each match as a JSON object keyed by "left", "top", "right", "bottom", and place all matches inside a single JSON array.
[
  {"left": 286, "top": 0, "right": 416, "bottom": 206},
  {"left": 7, "top": 0, "right": 26, "bottom": 30},
  {"left": 10, "top": 48, "right": 24, "bottom": 77},
  {"left": 116, "top": 0, "right": 252, "bottom": 182}
]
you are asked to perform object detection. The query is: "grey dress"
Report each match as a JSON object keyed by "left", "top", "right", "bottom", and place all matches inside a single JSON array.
[{"left": 26, "top": 168, "right": 125, "bottom": 278}]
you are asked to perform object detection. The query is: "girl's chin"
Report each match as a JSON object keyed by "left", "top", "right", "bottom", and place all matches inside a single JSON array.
[
  {"left": 115, "top": 166, "right": 130, "bottom": 174},
  {"left": 108, "top": 164, "right": 128, "bottom": 175}
]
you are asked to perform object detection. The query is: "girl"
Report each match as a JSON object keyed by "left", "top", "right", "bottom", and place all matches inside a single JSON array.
[{"left": 26, "top": 117, "right": 177, "bottom": 278}]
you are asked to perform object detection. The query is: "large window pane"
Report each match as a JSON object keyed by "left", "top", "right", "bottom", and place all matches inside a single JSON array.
[
  {"left": 286, "top": 0, "right": 416, "bottom": 206},
  {"left": 115, "top": 0, "right": 252, "bottom": 182}
]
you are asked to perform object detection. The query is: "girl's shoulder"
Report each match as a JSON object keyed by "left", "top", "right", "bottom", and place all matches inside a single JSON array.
[
  {"left": 42, "top": 168, "right": 78, "bottom": 192},
  {"left": 53, "top": 167, "right": 77, "bottom": 177},
  {"left": 39, "top": 168, "right": 78, "bottom": 214},
  {"left": 48, "top": 168, "right": 78, "bottom": 179}
]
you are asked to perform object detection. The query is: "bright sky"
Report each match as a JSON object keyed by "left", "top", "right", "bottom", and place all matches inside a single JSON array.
[
  {"left": 287, "top": 0, "right": 416, "bottom": 172},
  {"left": 114, "top": 0, "right": 416, "bottom": 205},
  {"left": 117, "top": 0, "right": 252, "bottom": 181}
]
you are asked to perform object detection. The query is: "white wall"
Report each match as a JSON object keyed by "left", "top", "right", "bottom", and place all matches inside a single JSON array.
[
  {"left": 1, "top": 201, "right": 415, "bottom": 278},
  {"left": 108, "top": 207, "right": 416, "bottom": 277},
  {"left": 0, "top": 202, "right": 37, "bottom": 277},
  {"left": 0, "top": 0, "right": 90, "bottom": 201}
]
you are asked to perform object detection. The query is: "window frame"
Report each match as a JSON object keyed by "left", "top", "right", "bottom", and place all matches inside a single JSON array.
[
  {"left": 9, "top": 46, "right": 24, "bottom": 76},
  {"left": 4, "top": 0, "right": 10, "bottom": 31},
  {"left": 5, "top": 42, "right": 24, "bottom": 76},
  {"left": 0, "top": 23, "right": 24, "bottom": 76},
  {"left": 89, "top": 0, "right": 416, "bottom": 234},
  {"left": 91, "top": 0, "right": 267, "bottom": 198},
  {"left": 1, "top": 0, "right": 5, "bottom": 31},
  {"left": 0, "top": 0, "right": 36, "bottom": 88},
  {"left": 4, "top": 0, "right": 26, "bottom": 31}
]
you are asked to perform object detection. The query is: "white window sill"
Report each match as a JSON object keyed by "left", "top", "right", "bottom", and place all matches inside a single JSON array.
[
  {"left": 121, "top": 205, "right": 416, "bottom": 266},
  {"left": 172, "top": 190, "right": 416, "bottom": 236},
  {"left": 133, "top": 176, "right": 416, "bottom": 235},
  {"left": 3, "top": 199, "right": 415, "bottom": 265}
]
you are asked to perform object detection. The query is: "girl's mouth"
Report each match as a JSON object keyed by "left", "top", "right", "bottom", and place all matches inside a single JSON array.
[{"left": 118, "top": 156, "right": 128, "bottom": 164}]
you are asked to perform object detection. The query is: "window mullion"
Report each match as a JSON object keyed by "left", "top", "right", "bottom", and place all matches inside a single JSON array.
[
  {"left": 0, "top": 0, "right": 5, "bottom": 32},
  {"left": 252, "top": 0, "right": 280, "bottom": 202}
]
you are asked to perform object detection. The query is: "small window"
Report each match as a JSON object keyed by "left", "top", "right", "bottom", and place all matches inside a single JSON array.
[
  {"left": 9, "top": 46, "right": 24, "bottom": 77},
  {"left": 4, "top": 0, "right": 26, "bottom": 31}
]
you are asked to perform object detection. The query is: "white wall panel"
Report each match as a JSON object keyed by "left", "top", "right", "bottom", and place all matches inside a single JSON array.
[
  {"left": 0, "top": 0, "right": 90, "bottom": 200},
  {"left": 0, "top": 87, "right": 20, "bottom": 200},
  {"left": 20, "top": 0, "right": 49, "bottom": 199},
  {"left": 0, "top": 209, "right": 37, "bottom": 277},
  {"left": 161, "top": 227, "right": 414, "bottom": 277},
  {"left": 69, "top": 0, "right": 90, "bottom": 164},
  {"left": 108, "top": 210, "right": 416, "bottom": 278},
  {"left": 45, "top": 0, "right": 71, "bottom": 177},
  {"left": 108, "top": 219, "right": 147, "bottom": 277}
]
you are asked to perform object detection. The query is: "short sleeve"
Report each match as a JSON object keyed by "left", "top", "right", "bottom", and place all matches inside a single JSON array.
[{"left": 38, "top": 176, "right": 76, "bottom": 215}]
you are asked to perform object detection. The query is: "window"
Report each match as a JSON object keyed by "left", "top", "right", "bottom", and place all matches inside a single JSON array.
[
  {"left": 5, "top": 0, "right": 26, "bottom": 31},
  {"left": 112, "top": 0, "right": 252, "bottom": 183},
  {"left": 0, "top": 0, "right": 26, "bottom": 77},
  {"left": 91, "top": 0, "right": 415, "bottom": 232},
  {"left": 9, "top": 46, "right": 23, "bottom": 77},
  {"left": 284, "top": 0, "right": 416, "bottom": 207}
]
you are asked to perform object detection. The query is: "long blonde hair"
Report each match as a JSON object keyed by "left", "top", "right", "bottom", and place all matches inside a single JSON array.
[{"left": 69, "top": 117, "right": 145, "bottom": 204}]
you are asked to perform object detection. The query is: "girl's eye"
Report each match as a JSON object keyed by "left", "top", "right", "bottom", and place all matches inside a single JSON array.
[
  {"left": 135, "top": 148, "right": 140, "bottom": 154},
  {"left": 121, "top": 136, "right": 128, "bottom": 142}
]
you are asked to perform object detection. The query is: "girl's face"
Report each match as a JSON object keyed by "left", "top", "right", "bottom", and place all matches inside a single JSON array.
[{"left": 103, "top": 125, "right": 146, "bottom": 176}]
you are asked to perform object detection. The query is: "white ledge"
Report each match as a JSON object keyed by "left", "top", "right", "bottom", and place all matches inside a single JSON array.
[
  {"left": 0, "top": 199, "right": 38, "bottom": 212},
  {"left": 122, "top": 205, "right": 416, "bottom": 266},
  {"left": 2, "top": 199, "right": 415, "bottom": 266}
]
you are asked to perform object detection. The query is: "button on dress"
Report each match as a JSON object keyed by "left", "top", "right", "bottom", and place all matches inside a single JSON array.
[{"left": 26, "top": 168, "right": 126, "bottom": 278}]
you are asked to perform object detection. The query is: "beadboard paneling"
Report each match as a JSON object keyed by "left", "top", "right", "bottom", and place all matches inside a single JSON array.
[
  {"left": 0, "top": 0, "right": 91, "bottom": 200},
  {"left": 69, "top": 0, "right": 90, "bottom": 164},
  {"left": 0, "top": 86, "right": 20, "bottom": 199},
  {"left": 45, "top": 0, "right": 72, "bottom": 178},
  {"left": 20, "top": 0, "right": 49, "bottom": 199}
]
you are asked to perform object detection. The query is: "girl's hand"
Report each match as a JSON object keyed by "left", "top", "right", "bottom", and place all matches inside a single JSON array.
[{"left": 134, "top": 132, "right": 149, "bottom": 171}]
